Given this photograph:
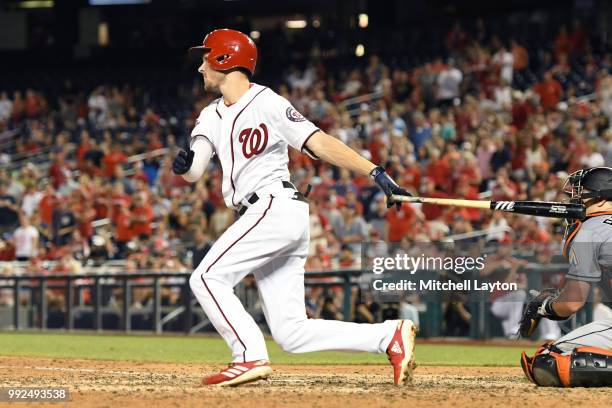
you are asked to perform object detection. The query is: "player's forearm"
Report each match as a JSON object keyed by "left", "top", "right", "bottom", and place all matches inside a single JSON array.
[
  {"left": 305, "top": 131, "right": 376, "bottom": 176},
  {"left": 550, "top": 280, "right": 591, "bottom": 317},
  {"left": 550, "top": 300, "right": 583, "bottom": 317}
]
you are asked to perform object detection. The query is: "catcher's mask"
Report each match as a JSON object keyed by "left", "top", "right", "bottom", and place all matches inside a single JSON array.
[
  {"left": 562, "top": 167, "right": 612, "bottom": 242},
  {"left": 562, "top": 167, "right": 612, "bottom": 206}
]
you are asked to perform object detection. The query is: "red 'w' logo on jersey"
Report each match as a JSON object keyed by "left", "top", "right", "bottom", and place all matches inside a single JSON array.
[{"left": 238, "top": 123, "right": 269, "bottom": 158}]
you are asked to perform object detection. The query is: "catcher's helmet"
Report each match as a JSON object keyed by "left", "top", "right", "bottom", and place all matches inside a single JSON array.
[
  {"left": 563, "top": 167, "right": 612, "bottom": 204},
  {"left": 190, "top": 29, "right": 257, "bottom": 76}
]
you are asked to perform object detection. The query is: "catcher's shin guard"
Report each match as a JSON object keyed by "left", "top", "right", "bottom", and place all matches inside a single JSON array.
[{"left": 521, "top": 343, "right": 612, "bottom": 387}]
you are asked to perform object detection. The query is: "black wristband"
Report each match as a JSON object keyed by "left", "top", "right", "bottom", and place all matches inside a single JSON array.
[
  {"left": 370, "top": 166, "right": 384, "bottom": 179},
  {"left": 543, "top": 298, "right": 569, "bottom": 321},
  {"left": 544, "top": 298, "right": 556, "bottom": 316}
]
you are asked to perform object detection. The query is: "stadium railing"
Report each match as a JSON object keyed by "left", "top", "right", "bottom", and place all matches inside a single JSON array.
[{"left": 0, "top": 265, "right": 594, "bottom": 339}]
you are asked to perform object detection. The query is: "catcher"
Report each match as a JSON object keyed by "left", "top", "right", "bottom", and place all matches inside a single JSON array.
[{"left": 519, "top": 167, "right": 612, "bottom": 387}]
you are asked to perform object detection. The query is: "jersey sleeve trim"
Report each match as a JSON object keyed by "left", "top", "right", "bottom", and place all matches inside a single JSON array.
[
  {"left": 300, "top": 128, "right": 321, "bottom": 159},
  {"left": 565, "top": 273, "right": 601, "bottom": 283}
]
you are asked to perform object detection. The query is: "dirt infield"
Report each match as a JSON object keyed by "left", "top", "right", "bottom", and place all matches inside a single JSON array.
[{"left": 0, "top": 356, "right": 610, "bottom": 408}]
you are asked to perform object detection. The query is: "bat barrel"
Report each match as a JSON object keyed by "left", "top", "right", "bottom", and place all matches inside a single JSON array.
[{"left": 490, "top": 201, "right": 585, "bottom": 219}]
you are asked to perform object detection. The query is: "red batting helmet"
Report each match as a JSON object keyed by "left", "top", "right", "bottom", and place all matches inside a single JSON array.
[{"left": 190, "top": 29, "right": 257, "bottom": 76}]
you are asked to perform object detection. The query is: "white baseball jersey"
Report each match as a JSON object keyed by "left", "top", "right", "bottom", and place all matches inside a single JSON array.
[{"left": 190, "top": 83, "right": 319, "bottom": 209}]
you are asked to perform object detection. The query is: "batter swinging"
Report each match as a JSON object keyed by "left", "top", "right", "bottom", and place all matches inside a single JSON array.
[{"left": 172, "top": 29, "right": 416, "bottom": 387}]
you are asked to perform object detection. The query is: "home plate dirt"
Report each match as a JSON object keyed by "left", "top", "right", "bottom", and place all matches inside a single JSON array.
[{"left": 0, "top": 356, "right": 610, "bottom": 408}]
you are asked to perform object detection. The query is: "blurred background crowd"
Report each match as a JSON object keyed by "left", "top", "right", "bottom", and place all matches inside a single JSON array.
[{"left": 0, "top": 0, "right": 611, "bottom": 334}]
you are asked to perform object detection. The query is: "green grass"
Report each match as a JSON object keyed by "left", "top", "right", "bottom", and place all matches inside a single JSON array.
[{"left": 0, "top": 333, "right": 531, "bottom": 366}]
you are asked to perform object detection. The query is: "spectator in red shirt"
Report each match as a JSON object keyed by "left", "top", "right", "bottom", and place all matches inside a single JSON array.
[
  {"left": 131, "top": 192, "right": 153, "bottom": 239},
  {"left": 426, "top": 149, "right": 452, "bottom": 191},
  {"left": 554, "top": 26, "right": 571, "bottom": 59},
  {"left": 115, "top": 202, "right": 133, "bottom": 257},
  {"left": 385, "top": 202, "right": 417, "bottom": 242},
  {"left": 511, "top": 92, "right": 535, "bottom": 130},
  {"left": 401, "top": 155, "right": 422, "bottom": 192},
  {"left": 533, "top": 71, "right": 563, "bottom": 111},
  {"left": 48, "top": 148, "right": 71, "bottom": 189},
  {"left": 103, "top": 142, "right": 128, "bottom": 179},
  {"left": 420, "top": 178, "right": 449, "bottom": 220},
  {"left": 109, "top": 183, "right": 131, "bottom": 223},
  {"left": 39, "top": 183, "right": 57, "bottom": 226},
  {"left": 490, "top": 168, "right": 518, "bottom": 201},
  {"left": 25, "top": 89, "right": 40, "bottom": 118},
  {"left": 69, "top": 191, "right": 96, "bottom": 242},
  {"left": 76, "top": 130, "right": 93, "bottom": 170}
]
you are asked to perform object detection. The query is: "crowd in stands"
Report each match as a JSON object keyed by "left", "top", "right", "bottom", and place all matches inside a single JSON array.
[{"left": 0, "top": 19, "right": 611, "bottom": 334}]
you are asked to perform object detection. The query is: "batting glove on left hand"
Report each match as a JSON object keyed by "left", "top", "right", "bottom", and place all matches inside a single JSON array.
[
  {"left": 370, "top": 166, "right": 411, "bottom": 210},
  {"left": 172, "top": 149, "right": 195, "bottom": 175}
]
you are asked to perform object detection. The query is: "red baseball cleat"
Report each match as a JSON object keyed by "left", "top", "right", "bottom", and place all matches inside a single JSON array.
[
  {"left": 202, "top": 360, "right": 272, "bottom": 387},
  {"left": 386, "top": 320, "right": 417, "bottom": 385}
]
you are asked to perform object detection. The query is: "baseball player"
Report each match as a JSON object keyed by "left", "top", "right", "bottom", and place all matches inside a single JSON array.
[
  {"left": 172, "top": 29, "right": 416, "bottom": 387},
  {"left": 519, "top": 167, "right": 612, "bottom": 387}
]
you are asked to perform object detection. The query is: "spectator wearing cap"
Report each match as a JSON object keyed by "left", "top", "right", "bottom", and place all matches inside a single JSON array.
[{"left": 331, "top": 204, "right": 368, "bottom": 254}]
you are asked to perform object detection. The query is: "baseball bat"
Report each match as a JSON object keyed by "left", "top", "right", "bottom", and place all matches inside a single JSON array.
[{"left": 389, "top": 195, "right": 585, "bottom": 220}]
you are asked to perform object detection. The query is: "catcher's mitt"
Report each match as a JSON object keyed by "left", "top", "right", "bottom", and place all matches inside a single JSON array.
[{"left": 518, "top": 288, "right": 561, "bottom": 338}]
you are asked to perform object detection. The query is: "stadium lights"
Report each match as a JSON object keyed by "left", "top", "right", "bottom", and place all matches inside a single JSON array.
[
  {"left": 358, "top": 13, "right": 368, "bottom": 28},
  {"left": 250, "top": 30, "right": 261, "bottom": 40},
  {"left": 312, "top": 18, "right": 321, "bottom": 28},
  {"left": 98, "top": 22, "right": 109, "bottom": 47},
  {"left": 16, "top": 0, "right": 54, "bottom": 8},
  {"left": 355, "top": 44, "right": 365, "bottom": 57},
  {"left": 286, "top": 20, "right": 307, "bottom": 29}
]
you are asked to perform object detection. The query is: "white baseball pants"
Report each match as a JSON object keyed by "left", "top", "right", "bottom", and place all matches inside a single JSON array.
[{"left": 189, "top": 183, "right": 396, "bottom": 362}]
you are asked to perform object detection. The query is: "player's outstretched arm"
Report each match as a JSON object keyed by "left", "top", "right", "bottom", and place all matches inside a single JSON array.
[
  {"left": 304, "top": 131, "right": 411, "bottom": 208},
  {"left": 172, "top": 138, "right": 214, "bottom": 182},
  {"left": 305, "top": 131, "right": 376, "bottom": 175}
]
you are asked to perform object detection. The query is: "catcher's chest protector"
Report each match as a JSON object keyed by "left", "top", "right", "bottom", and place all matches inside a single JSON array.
[{"left": 521, "top": 343, "right": 612, "bottom": 387}]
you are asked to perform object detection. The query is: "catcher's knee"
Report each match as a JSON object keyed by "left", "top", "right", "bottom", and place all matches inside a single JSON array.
[{"left": 521, "top": 342, "right": 612, "bottom": 387}]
